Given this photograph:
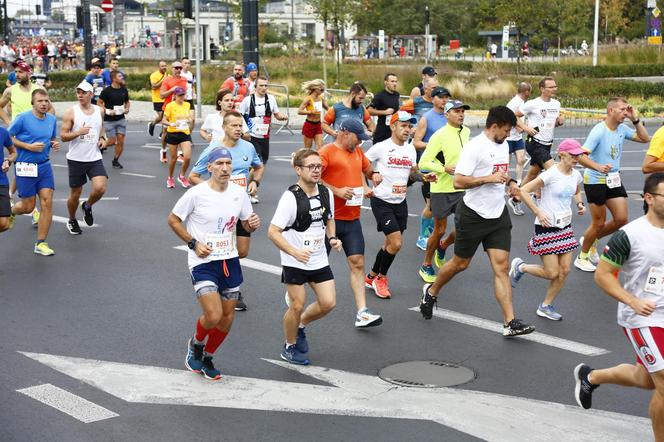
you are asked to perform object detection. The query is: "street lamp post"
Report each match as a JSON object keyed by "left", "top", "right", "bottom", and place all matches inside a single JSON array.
[{"left": 592, "top": 0, "right": 599, "bottom": 66}]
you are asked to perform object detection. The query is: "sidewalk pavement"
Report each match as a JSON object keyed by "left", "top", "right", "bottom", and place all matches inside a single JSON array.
[{"left": 51, "top": 101, "right": 660, "bottom": 130}]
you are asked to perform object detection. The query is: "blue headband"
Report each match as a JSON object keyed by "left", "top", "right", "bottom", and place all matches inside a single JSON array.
[{"left": 208, "top": 148, "right": 233, "bottom": 163}]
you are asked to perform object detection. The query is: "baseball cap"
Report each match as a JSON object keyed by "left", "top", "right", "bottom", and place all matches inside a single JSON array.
[
  {"left": 174, "top": 87, "right": 186, "bottom": 95},
  {"left": 557, "top": 138, "right": 585, "bottom": 155},
  {"left": 444, "top": 100, "right": 470, "bottom": 113},
  {"left": 422, "top": 66, "right": 437, "bottom": 76},
  {"left": 431, "top": 87, "right": 451, "bottom": 98},
  {"left": 90, "top": 57, "right": 100, "bottom": 65},
  {"left": 208, "top": 148, "right": 233, "bottom": 163},
  {"left": 390, "top": 110, "right": 417, "bottom": 125},
  {"left": 339, "top": 119, "right": 371, "bottom": 141},
  {"left": 14, "top": 60, "right": 31, "bottom": 72},
  {"left": 75, "top": 81, "right": 94, "bottom": 93},
  {"left": 246, "top": 62, "right": 257, "bottom": 72}
]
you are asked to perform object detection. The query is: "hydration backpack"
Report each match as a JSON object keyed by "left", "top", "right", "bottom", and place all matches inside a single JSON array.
[{"left": 284, "top": 183, "right": 332, "bottom": 232}]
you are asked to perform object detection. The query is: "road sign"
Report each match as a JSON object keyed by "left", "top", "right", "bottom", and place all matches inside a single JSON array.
[
  {"left": 101, "top": 0, "right": 113, "bottom": 13},
  {"left": 649, "top": 36, "right": 663, "bottom": 45},
  {"left": 654, "top": 7, "right": 661, "bottom": 17}
]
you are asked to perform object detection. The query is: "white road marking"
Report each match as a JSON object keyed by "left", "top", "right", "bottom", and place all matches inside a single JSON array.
[
  {"left": 17, "top": 383, "right": 118, "bottom": 423},
  {"left": 119, "top": 172, "right": 156, "bottom": 178},
  {"left": 172, "top": 246, "right": 282, "bottom": 275},
  {"left": 20, "top": 352, "right": 649, "bottom": 441},
  {"left": 140, "top": 143, "right": 163, "bottom": 150},
  {"left": 408, "top": 307, "right": 610, "bottom": 356},
  {"left": 51, "top": 163, "right": 67, "bottom": 168}
]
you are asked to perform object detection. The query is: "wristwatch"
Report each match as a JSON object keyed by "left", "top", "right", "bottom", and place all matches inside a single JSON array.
[{"left": 187, "top": 238, "right": 197, "bottom": 250}]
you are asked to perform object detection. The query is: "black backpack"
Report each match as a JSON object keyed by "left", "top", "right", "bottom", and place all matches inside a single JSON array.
[{"left": 284, "top": 183, "right": 332, "bottom": 232}]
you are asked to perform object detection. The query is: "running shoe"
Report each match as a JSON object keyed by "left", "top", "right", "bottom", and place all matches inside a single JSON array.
[
  {"left": 177, "top": 151, "right": 184, "bottom": 163},
  {"left": 31, "top": 208, "right": 40, "bottom": 225},
  {"left": 416, "top": 236, "right": 428, "bottom": 251},
  {"left": 235, "top": 293, "right": 247, "bottom": 311},
  {"left": 160, "top": 149, "right": 168, "bottom": 163},
  {"left": 354, "top": 308, "right": 383, "bottom": 328},
  {"left": 177, "top": 175, "right": 191, "bottom": 188},
  {"left": 502, "top": 318, "right": 535, "bottom": 337},
  {"left": 66, "top": 218, "right": 82, "bottom": 235},
  {"left": 419, "top": 283, "right": 437, "bottom": 320},
  {"left": 573, "top": 363, "right": 598, "bottom": 409},
  {"left": 34, "top": 242, "right": 55, "bottom": 256},
  {"left": 8, "top": 213, "right": 15, "bottom": 229},
  {"left": 81, "top": 201, "right": 94, "bottom": 226},
  {"left": 112, "top": 159, "right": 123, "bottom": 169},
  {"left": 166, "top": 177, "right": 175, "bottom": 189},
  {"left": 250, "top": 195, "right": 260, "bottom": 204},
  {"left": 148, "top": 122, "right": 155, "bottom": 137},
  {"left": 364, "top": 274, "right": 375, "bottom": 289},
  {"left": 537, "top": 304, "right": 562, "bottom": 321},
  {"left": 574, "top": 256, "right": 596, "bottom": 272},
  {"left": 507, "top": 197, "right": 525, "bottom": 216},
  {"left": 201, "top": 356, "right": 222, "bottom": 380},
  {"left": 433, "top": 249, "right": 446, "bottom": 268},
  {"left": 418, "top": 264, "right": 436, "bottom": 283},
  {"left": 296, "top": 328, "right": 309, "bottom": 354},
  {"left": 185, "top": 338, "right": 204, "bottom": 373},
  {"left": 589, "top": 243, "right": 600, "bottom": 266},
  {"left": 281, "top": 343, "right": 310, "bottom": 365},
  {"left": 371, "top": 275, "right": 392, "bottom": 299},
  {"left": 509, "top": 257, "right": 525, "bottom": 287}
]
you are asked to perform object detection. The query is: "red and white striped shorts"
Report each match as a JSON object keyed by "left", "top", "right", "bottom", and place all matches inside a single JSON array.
[{"left": 623, "top": 326, "right": 664, "bottom": 373}]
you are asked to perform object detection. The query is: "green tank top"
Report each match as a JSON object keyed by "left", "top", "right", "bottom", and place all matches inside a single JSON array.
[{"left": 11, "top": 83, "right": 39, "bottom": 120}]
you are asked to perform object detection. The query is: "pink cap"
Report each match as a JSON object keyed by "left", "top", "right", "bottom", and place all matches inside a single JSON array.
[{"left": 558, "top": 138, "right": 585, "bottom": 155}]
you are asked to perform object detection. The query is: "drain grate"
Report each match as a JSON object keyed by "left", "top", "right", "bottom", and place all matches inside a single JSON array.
[{"left": 379, "top": 361, "right": 476, "bottom": 388}]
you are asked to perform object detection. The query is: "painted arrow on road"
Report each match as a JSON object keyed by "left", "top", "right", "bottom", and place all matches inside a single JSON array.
[{"left": 20, "top": 352, "right": 650, "bottom": 441}]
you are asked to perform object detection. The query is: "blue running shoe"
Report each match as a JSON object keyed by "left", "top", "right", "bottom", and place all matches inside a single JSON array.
[
  {"left": 537, "top": 304, "right": 563, "bottom": 321},
  {"left": 419, "top": 264, "right": 436, "bottom": 283},
  {"left": 296, "top": 328, "right": 309, "bottom": 354},
  {"left": 185, "top": 338, "right": 204, "bottom": 373},
  {"left": 416, "top": 236, "right": 428, "bottom": 251},
  {"left": 281, "top": 344, "right": 310, "bottom": 365},
  {"left": 201, "top": 356, "right": 222, "bottom": 380},
  {"left": 509, "top": 257, "right": 525, "bottom": 287}
]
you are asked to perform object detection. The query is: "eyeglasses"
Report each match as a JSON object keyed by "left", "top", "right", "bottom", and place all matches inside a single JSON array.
[
  {"left": 299, "top": 164, "right": 323, "bottom": 171},
  {"left": 645, "top": 192, "right": 664, "bottom": 198}
]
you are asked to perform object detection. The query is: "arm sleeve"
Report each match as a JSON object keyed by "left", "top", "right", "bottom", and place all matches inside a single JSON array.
[
  {"left": 270, "top": 191, "right": 297, "bottom": 229},
  {"left": 418, "top": 131, "right": 445, "bottom": 174},
  {"left": 600, "top": 229, "right": 631, "bottom": 268}
]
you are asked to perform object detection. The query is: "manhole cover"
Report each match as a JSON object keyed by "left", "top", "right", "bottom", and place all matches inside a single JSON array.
[{"left": 379, "top": 361, "right": 475, "bottom": 388}]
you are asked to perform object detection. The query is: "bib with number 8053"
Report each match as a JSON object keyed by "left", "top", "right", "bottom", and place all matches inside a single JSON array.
[
  {"left": 205, "top": 231, "right": 236, "bottom": 260},
  {"left": 606, "top": 172, "right": 621, "bottom": 189},
  {"left": 644, "top": 266, "right": 664, "bottom": 296}
]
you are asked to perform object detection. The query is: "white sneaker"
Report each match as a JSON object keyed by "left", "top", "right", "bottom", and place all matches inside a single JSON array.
[
  {"left": 250, "top": 195, "right": 260, "bottom": 204},
  {"left": 589, "top": 244, "right": 600, "bottom": 266},
  {"left": 354, "top": 308, "right": 383, "bottom": 328},
  {"left": 507, "top": 197, "right": 524, "bottom": 216},
  {"left": 574, "top": 256, "right": 597, "bottom": 272}
]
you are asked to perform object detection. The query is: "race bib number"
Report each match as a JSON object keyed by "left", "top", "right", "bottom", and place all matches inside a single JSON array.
[
  {"left": 94, "top": 87, "right": 103, "bottom": 96},
  {"left": 175, "top": 120, "right": 189, "bottom": 131},
  {"left": 606, "top": 172, "right": 621, "bottom": 189},
  {"left": 15, "top": 162, "right": 38, "bottom": 177},
  {"left": 346, "top": 187, "right": 364, "bottom": 206},
  {"left": 113, "top": 105, "right": 125, "bottom": 116},
  {"left": 645, "top": 267, "right": 664, "bottom": 296},
  {"left": 313, "top": 101, "right": 323, "bottom": 113},
  {"left": 392, "top": 182, "right": 407, "bottom": 196},
  {"left": 492, "top": 163, "right": 509, "bottom": 174},
  {"left": 205, "top": 232, "right": 236, "bottom": 260},
  {"left": 253, "top": 123, "right": 270, "bottom": 136},
  {"left": 79, "top": 129, "right": 97, "bottom": 143},
  {"left": 303, "top": 231, "right": 325, "bottom": 252},
  {"left": 230, "top": 174, "right": 247, "bottom": 189},
  {"left": 553, "top": 208, "right": 572, "bottom": 228}
]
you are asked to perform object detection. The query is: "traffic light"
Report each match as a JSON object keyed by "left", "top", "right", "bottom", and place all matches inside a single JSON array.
[
  {"left": 36, "top": 4, "right": 41, "bottom": 15},
  {"left": 184, "top": 0, "right": 193, "bottom": 18},
  {"left": 76, "top": 6, "right": 83, "bottom": 28}
]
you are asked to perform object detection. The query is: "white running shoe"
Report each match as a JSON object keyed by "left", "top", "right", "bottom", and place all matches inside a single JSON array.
[{"left": 574, "top": 256, "right": 597, "bottom": 272}]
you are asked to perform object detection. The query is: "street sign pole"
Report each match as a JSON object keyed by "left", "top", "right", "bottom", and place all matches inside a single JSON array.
[
  {"left": 194, "top": 0, "right": 201, "bottom": 117},
  {"left": 592, "top": 0, "right": 599, "bottom": 66},
  {"left": 82, "top": 0, "right": 93, "bottom": 69}
]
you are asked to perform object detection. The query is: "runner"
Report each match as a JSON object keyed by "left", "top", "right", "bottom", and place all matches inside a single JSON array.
[
  {"left": 8, "top": 89, "right": 60, "bottom": 255},
  {"left": 147, "top": 61, "right": 168, "bottom": 162},
  {"left": 220, "top": 63, "right": 248, "bottom": 109},
  {"left": 30, "top": 57, "right": 50, "bottom": 88},
  {"left": 364, "top": 111, "right": 418, "bottom": 298},
  {"left": 298, "top": 79, "right": 328, "bottom": 150},
  {"left": 245, "top": 62, "right": 258, "bottom": 95},
  {"left": 268, "top": 148, "right": 340, "bottom": 365},
  {"left": 573, "top": 172, "right": 664, "bottom": 442},
  {"left": 181, "top": 57, "right": 196, "bottom": 109},
  {"left": 367, "top": 73, "right": 400, "bottom": 144},
  {"left": 101, "top": 57, "right": 123, "bottom": 87},
  {"left": 190, "top": 111, "right": 264, "bottom": 312},
  {"left": 83, "top": 62, "right": 104, "bottom": 106},
  {"left": 60, "top": 82, "right": 107, "bottom": 235},
  {"left": 643, "top": 125, "right": 664, "bottom": 174},
  {"left": 199, "top": 89, "right": 249, "bottom": 143},
  {"left": 509, "top": 139, "right": 586, "bottom": 320},
  {"left": 418, "top": 106, "right": 535, "bottom": 337},
  {"left": 319, "top": 118, "right": 383, "bottom": 328},
  {"left": 322, "top": 82, "right": 375, "bottom": 139},
  {"left": 0, "top": 125, "right": 16, "bottom": 232},
  {"left": 98, "top": 70, "right": 130, "bottom": 170},
  {"left": 505, "top": 82, "right": 532, "bottom": 216},
  {"left": 162, "top": 87, "right": 194, "bottom": 189},
  {"left": 574, "top": 97, "right": 650, "bottom": 272},
  {"left": 410, "top": 66, "right": 437, "bottom": 99},
  {"left": 417, "top": 100, "right": 470, "bottom": 283},
  {"left": 168, "top": 147, "right": 261, "bottom": 380}
]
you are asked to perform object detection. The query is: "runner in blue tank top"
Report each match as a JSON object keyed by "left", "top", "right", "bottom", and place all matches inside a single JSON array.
[{"left": 322, "top": 83, "right": 375, "bottom": 139}]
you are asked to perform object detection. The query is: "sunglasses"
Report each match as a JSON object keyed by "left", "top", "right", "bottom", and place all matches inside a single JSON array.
[{"left": 173, "top": 66, "right": 182, "bottom": 70}]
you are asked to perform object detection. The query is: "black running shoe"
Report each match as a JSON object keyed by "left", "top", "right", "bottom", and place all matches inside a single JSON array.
[
  {"left": 502, "top": 318, "right": 535, "bottom": 337},
  {"left": 112, "top": 159, "right": 123, "bottom": 169},
  {"left": 574, "top": 363, "right": 598, "bottom": 409},
  {"left": 419, "top": 284, "right": 437, "bottom": 320},
  {"left": 234, "top": 292, "right": 247, "bottom": 311},
  {"left": 201, "top": 356, "right": 221, "bottom": 380},
  {"left": 66, "top": 218, "right": 82, "bottom": 235},
  {"left": 81, "top": 201, "right": 94, "bottom": 226},
  {"left": 148, "top": 122, "right": 155, "bottom": 137}
]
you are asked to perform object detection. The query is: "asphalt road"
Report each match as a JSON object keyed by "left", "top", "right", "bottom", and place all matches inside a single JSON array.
[{"left": 0, "top": 121, "right": 657, "bottom": 441}]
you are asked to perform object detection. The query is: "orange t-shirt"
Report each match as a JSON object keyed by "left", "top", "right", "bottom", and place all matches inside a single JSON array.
[
  {"left": 319, "top": 143, "right": 371, "bottom": 221},
  {"left": 161, "top": 76, "right": 188, "bottom": 110}
]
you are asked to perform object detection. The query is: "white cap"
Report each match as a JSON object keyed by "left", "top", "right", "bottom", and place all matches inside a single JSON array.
[{"left": 76, "top": 81, "right": 94, "bottom": 93}]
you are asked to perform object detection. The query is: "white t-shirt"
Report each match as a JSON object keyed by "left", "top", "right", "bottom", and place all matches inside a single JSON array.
[
  {"left": 182, "top": 70, "right": 195, "bottom": 100},
  {"left": 239, "top": 94, "right": 280, "bottom": 139},
  {"left": 270, "top": 186, "right": 335, "bottom": 271},
  {"left": 518, "top": 97, "right": 561, "bottom": 145},
  {"left": 455, "top": 131, "right": 509, "bottom": 219},
  {"left": 535, "top": 165, "right": 582, "bottom": 227},
  {"left": 200, "top": 112, "right": 249, "bottom": 141},
  {"left": 66, "top": 105, "right": 103, "bottom": 162},
  {"left": 365, "top": 138, "right": 416, "bottom": 204},
  {"left": 506, "top": 94, "right": 525, "bottom": 141},
  {"left": 172, "top": 181, "right": 253, "bottom": 270}
]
